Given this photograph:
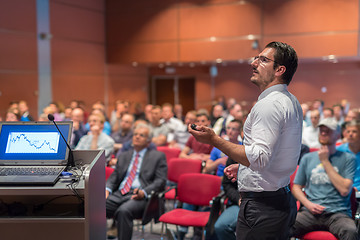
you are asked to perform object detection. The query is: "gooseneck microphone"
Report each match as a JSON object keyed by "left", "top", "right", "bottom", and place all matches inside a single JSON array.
[{"left": 48, "top": 114, "right": 75, "bottom": 170}]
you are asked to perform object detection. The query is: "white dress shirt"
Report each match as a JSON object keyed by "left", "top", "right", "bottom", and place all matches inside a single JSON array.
[{"left": 239, "top": 84, "right": 302, "bottom": 192}]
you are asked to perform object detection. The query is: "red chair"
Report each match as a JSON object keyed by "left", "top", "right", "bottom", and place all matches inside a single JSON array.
[
  {"left": 299, "top": 188, "right": 358, "bottom": 240},
  {"left": 157, "top": 146, "right": 181, "bottom": 165},
  {"left": 159, "top": 173, "right": 222, "bottom": 240},
  {"left": 165, "top": 158, "right": 203, "bottom": 200},
  {"left": 309, "top": 148, "right": 319, "bottom": 152},
  {"left": 105, "top": 166, "right": 114, "bottom": 180}
]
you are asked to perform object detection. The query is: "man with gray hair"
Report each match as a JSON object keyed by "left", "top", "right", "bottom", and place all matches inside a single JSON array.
[
  {"left": 105, "top": 123, "right": 167, "bottom": 240},
  {"left": 337, "top": 119, "right": 360, "bottom": 190},
  {"left": 291, "top": 118, "right": 357, "bottom": 239}
]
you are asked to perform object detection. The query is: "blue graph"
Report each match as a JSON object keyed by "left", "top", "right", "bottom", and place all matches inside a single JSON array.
[{"left": 5, "top": 132, "right": 60, "bottom": 154}]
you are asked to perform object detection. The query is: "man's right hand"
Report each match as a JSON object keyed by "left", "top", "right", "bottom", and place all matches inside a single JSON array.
[
  {"left": 305, "top": 201, "right": 326, "bottom": 215},
  {"left": 224, "top": 164, "right": 239, "bottom": 182}
]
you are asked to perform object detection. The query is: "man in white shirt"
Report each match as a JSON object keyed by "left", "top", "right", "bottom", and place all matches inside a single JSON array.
[
  {"left": 189, "top": 41, "right": 302, "bottom": 240},
  {"left": 302, "top": 109, "right": 321, "bottom": 149}
]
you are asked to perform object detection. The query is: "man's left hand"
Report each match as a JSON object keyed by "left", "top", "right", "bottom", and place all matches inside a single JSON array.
[{"left": 131, "top": 188, "right": 145, "bottom": 200}]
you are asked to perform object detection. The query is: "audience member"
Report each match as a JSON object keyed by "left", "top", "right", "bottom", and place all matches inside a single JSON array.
[
  {"left": 76, "top": 113, "right": 114, "bottom": 163},
  {"left": 223, "top": 97, "right": 236, "bottom": 118},
  {"left": 214, "top": 157, "right": 240, "bottom": 240},
  {"left": 144, "top": 104, "right": 153, "bottom": 123},
  {"left": 111, "top": 100, "right": 130, "bottom": 132},
  {"left": 333, "top": 104, "right": 345, "bottom": 125},
  {"left": 168, "top": 110, "right": 197, "bottom": 150},
  {"left": 210, "top": 104, "right": 224, "bottom": 127},
  {"left": 49, "top": 101, "right": 65, "bottom": 121},
  {"left": 337, "top": 120, "right": 360, "bottom": 190},
  {"left": 301, "top": 103, "right": 310, "bottom": 128},
  {"left": 290, "top": 118, "right": 357, "bottom": 239},
  {"left": 110, "top": 113, "right": 134, "bottom": 158},
  {"left": 105, "top": 124, "right": 167, "bottom": 240},
  {"left": 213, "top": 103, "right": 242, "bottom": 136},
  {"left": 302, "top": 109, "right": 321, "bottom": 149},
  {"left": 70, "top": 107, "right": 87, "bottom": 149},
  {"left": 323, "top": 107, "right": 334, "bottom": 119},
  {"left": 345, "top": 108, "right": 360, "bottom": 122},
  {"left": 133, "top": 102, "right": 145, "bottom": 121},
  {"left": 202, "top": 119, "right": 242, "bottom": 176},
  {"left": 174, "top": 104, "right": 185, "bottom": 122},
  {"left": 179, "top": 112, "right": 213, "bottom": 161},
  {"left": 64, "top": 107, "right": 72, "bottom": 121},
  {"left": 86, "top": 109, "right": 112, "bottom": 135},
  {"left": 18, "top": 100, "right": 34, "bottom": 121},
  {"left": 149, "top": 105, "right": 169, "bottom": 146},
  {"left": 161, "top": 103, "right": 184, "bottom": 143},
  {"left": 5, "top": 108, "right": 20, "bottom": 121}
]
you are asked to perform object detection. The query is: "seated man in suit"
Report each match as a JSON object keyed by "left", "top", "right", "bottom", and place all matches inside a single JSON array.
[{"left": 105, "top": 123, "right": 167, "bottom": 240}]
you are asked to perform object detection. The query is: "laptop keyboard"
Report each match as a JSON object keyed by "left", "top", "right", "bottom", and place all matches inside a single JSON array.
[{"left": 0, "top": 166, "right": 64, "bottom": 176}]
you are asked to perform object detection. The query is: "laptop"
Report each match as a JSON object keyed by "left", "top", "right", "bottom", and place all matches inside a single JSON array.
[{"left": 0, "top": 121, "right": 73, "bottom": 186}]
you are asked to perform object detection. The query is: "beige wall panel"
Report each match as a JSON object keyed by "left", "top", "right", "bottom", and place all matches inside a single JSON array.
[
  {"left": 106, "top": 7, "right": 177, "bottom": 44},
  {"left": 179, "top": 3, "right": 261, "bottom": 39},
  {"left": 52, "top": 74, "right": 105, "bottom": 111},
  {"left": 108, "top": 41, "right": 178, "bottom": 63},
  {"left": 0, "top": 32, "right": 37, "bottom": 70},
  {"left": 50, "top": 2, "right": 105, "bottom": 42},
  {"left": 53, "top": 0, "right": 105, "bottom": 11},
  {"left": 180, "top": 39, "right": 259, "bottom": 62},
  {"left": 263, "top": 33, "right": 358, "bottom": 58},
  {"left": 0, "top": 0, "right": 36, "bottom": 32},
  {"left": 0, "top": 73, "right": 38, "bottom": 119},
  {"left": 51, "top": 39, "right": 105, "bottom": 74},
  {"left": 263, "top": 0, "right": 358, "bottom": 35}
]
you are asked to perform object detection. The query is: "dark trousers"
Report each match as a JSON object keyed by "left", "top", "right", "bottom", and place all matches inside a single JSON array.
[
  {"left": 290, "top": 208, "right": 358, "bottom": 240},
  {"left": 106, "top": 190, "right": 147, "bottom": 240},
  {"left": 236, "top": 191, "right": 297, "bottom": 240}
]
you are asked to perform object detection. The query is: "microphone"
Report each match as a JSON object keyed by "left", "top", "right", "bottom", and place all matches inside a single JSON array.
[{"left": 48, "top": 114, "right": 75, "bottom": 170}]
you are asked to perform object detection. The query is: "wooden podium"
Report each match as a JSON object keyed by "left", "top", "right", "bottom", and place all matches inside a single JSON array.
[{"left": 0, "top": 150, "right": 106, "bottom": 240}]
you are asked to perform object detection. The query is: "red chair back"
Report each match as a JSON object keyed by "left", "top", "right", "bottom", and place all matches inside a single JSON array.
[
  {"left": 157, "top": 146, "right": 181, "bottom": 164},
  {"left": 105, "top": 166, "right": 115, "bottom": 180},
  {"left": 290, "top": 165, "right": 299, "bottom": 190},
  {"left": 167, "top": 158, "right": 203, "bottom": 183},
  {"left": 177, "top": 173, "right": 221, "bottom": 206}
]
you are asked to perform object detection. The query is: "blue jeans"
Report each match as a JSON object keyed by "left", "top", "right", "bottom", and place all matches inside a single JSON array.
[{"left": 214, "top": 205, "right": 239, "bottom": 240}]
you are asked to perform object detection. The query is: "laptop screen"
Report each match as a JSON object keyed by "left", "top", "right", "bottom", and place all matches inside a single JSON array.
[{"left": 0, "top": 121, "right": 72, "bottom": 165}]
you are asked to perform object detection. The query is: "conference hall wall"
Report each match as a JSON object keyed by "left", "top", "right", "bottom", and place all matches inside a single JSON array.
[{"left": 0, "top": 0, "right": 359, "bottom": 119}]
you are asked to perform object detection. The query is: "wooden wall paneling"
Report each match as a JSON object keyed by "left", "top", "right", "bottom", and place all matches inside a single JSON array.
[
  {"left": 179, "top": 2, "right": 261, "bottom": 39},
  {"left": 0, "top": 73, "right": 38, "bottom": 119},
  {"left": 52, "top": 74, "right": 105, "bottom": 112},
  {"left": 0, "top": 0, "right": 37, "bottom": 31},
  {"left": 51, "top": 39, "right": 105, "bottom": 74},
  {"left": 180, "top": 39, "right": 259, "bottom": 62},
  {"left": 52, "top": 0, "right": 105, "bottom": 11},
  {"left": 0, "top": 32, "right": 37, "bottom": 71},
  {"left": 263, "top": 0, "right": 358, "bottom": 35},
  {"left": 50, "top": 2, "right": 105, "bottom": 42},
  {"left": 263, "top": 33, "right": 358, "bottom": 58},
  {"left": 108, "top": 41, "right": 178, "bottom": 64}
]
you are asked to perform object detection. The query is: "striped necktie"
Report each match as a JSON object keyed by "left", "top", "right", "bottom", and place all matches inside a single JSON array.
[{"left": 120, "top": 153, "right": 139, "bottom": 195}]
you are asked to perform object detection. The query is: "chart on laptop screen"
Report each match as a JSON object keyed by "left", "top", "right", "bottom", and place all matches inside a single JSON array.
[{"left": 5, "top": 132, "right": 60, "bottom": 154}]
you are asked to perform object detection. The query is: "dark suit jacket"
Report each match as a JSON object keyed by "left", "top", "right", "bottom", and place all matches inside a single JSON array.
[{"left": 106, "top": 148, "right": 167, "bottom": 195}]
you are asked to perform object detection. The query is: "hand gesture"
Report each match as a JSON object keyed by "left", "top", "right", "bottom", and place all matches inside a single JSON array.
[
  {"left": 188, "top": 124, "right": 216, "bottom": 145},
  {"left": 131, "top": 188, "right": 145, "bottom": 200},
  {"left": 224, "top": 164, "right": 239, "bottom": 182},
  {"left": 318, "top": 145, "right": 330, "bottom": 163}
]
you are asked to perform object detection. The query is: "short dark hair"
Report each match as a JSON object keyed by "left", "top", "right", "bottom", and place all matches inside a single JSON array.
[{"left": 266, "top": 41, "right": 298, "bottom": 85}]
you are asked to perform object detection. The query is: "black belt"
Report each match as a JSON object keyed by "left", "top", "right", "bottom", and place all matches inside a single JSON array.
[{"left": 240, "top": 185, "right": 290, "bottom": 198}]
